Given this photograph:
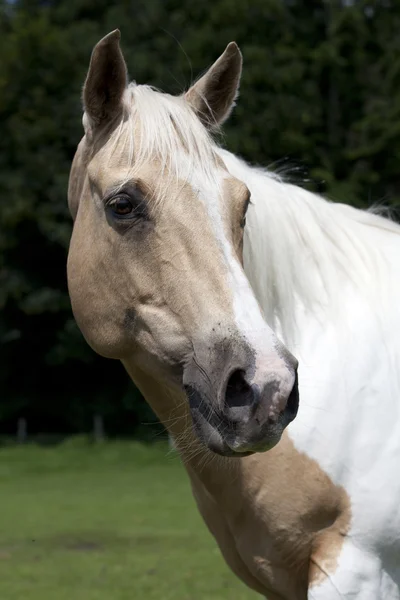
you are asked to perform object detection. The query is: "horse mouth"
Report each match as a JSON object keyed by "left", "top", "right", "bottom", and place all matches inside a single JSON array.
[{"left": 186, "top": 393, "right": 288, "bottom": 457}]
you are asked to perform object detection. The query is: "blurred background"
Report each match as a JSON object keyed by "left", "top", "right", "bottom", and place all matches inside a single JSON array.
[{"left": 1, "top": 1, "right": 399, "bottom": 599}]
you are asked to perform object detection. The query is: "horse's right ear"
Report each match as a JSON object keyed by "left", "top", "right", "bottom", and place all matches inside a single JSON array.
[
  {"left": 185, "top": 42, "right": 242, "bottom": 129},
  {"left": 83, "top": 30, "right": 127, "bottom": 131}
]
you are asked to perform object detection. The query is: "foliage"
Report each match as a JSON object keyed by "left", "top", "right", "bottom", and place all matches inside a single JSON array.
[{"left": 1, "top": 0, "right": 400, "bottom": 434}]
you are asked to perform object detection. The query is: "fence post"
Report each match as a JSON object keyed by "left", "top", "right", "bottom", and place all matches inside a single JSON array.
[
  {"left": 17, "top": 417, "right": 27, "bottom": 444},
  {"left": 93, "top": 414, "right": 105, "bottom": 442}
]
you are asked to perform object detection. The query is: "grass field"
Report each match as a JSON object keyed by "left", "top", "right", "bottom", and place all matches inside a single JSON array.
[{"left": 0, "top": 438, "right": 259, "bottom": 600}]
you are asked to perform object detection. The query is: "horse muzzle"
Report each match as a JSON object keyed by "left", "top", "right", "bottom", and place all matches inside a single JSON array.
[{"left": 183, "top": 337, "right": 299, "bottom": 456}]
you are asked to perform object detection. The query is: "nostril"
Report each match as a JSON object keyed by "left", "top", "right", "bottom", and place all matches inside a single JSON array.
[
  {"left": 225, "top": 369, "right": 255, "bottom": 409},
  {"left": 285, "top": 370, "right": 299, "bottom": 420}
]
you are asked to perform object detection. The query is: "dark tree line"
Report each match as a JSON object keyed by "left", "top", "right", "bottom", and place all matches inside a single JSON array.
[{"left": 1, "top": 0, "right": 399, "bottom": 436}]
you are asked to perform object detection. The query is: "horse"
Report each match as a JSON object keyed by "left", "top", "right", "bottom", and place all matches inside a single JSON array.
[{"left": 67, "top": 30, "right": 400, "bottom": 599}]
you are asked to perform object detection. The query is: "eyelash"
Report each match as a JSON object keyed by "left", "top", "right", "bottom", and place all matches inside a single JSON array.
[{"left": 108, "top": 195, "right": 134, "bottom": 215}]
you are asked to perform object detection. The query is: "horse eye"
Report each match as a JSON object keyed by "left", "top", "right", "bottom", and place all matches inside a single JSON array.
[{"left": 110, "top": 196, "right": 133, "bottom": 216}]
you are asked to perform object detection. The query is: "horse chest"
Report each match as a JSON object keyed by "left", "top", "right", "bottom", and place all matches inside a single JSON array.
[
  {"left": 191, "top": 477, "right": 311, "bottom": 599},
  {"left": 231, "top": 521, "right": 310, "bottom": 599},
  {"left": 188, "top": 433, "right": 351, "bottom": 599}
]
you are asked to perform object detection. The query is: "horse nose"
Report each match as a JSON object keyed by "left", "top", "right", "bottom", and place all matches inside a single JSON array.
[
  {"left": 223, "top": 369, "right": 259, "bottom": 421},
  {"left": 223, "top": 366, "right": 299, "bottom": 425}
]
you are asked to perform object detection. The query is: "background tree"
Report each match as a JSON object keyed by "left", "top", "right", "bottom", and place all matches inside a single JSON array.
[{"left": 1, "top": 0, "right": 399, "bottom": 437}]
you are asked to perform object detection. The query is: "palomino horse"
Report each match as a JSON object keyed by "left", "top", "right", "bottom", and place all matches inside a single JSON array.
[{"left": 67, "top": 31, "right": 400, "bottom": 599}]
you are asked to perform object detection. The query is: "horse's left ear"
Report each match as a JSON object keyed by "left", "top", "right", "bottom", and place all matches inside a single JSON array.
[
  {"left": 185, "top": 42, "right": 242, "bottom": 129},
  {"left": 83, "top": 30, "right": 128, "bottom": 131}
]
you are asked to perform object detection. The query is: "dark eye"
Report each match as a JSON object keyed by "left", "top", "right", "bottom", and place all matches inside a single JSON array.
[
  {"left": 104, "top": 184, "right": 149, "bottom": 226},
  {"left": 110, "top": 196, "right": 134, "bottom": 216}
]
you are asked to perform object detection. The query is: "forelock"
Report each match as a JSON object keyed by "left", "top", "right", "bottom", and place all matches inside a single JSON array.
[{"left": 102, "top": 84, "right": 223, "bottom": 204}]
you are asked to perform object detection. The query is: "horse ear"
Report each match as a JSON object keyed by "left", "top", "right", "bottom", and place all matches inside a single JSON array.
[
  {"left": 83, "top": 30, "right": 127, "bottom": 129},
  {"left": 185, "top": 42, "right": 242, "bottom": 129}
]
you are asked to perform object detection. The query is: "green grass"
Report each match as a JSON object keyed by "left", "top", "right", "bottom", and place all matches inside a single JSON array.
[{"left": 0, "top": 438, "right": 259, "bottom": 599}]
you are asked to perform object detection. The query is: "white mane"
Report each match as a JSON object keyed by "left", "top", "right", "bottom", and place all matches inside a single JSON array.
[
  {"left": 219, "top": 149, "right": 400, "bottom": 344},
  {"left": 112, "top": 84, "right": 400, "bottom": 345},
  {"left": 112, "top": 84, "right": 221, "bottom": 195}
]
